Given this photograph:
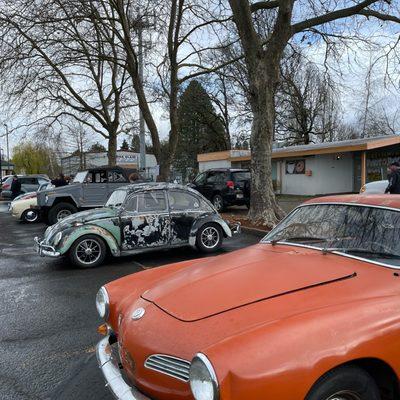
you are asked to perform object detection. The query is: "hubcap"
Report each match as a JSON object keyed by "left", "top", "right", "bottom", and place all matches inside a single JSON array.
[
  {"left": 25, "top": 210, "right": 38, "bottom": 222},
  {"left": 57, "top": 209, "right": 72, "bottom": 221},
  {"left": 327, "top": 391, "right": 362, "bottom": 400},
  {"left": 201, "top": 227, "right": 219, "bottom": 249},
  {"left": 76, "top": 239, "right": 101, "bottom": 265},
  {"left": 213, "top": 196, "right": 222, "bottom": 211}
]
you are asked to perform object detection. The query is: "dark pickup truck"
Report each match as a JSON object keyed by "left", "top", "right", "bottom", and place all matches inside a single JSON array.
[
  {"left": 36, "top": 166, "right": 147, "bottom": 225},
  {"left": 189, "top": 168, "right": 250, "bottom": 212}
]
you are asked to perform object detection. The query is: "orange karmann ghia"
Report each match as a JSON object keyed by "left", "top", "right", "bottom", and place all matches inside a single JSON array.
[{"left": 95, "top": 195, "right": 400, "bottom": 400}]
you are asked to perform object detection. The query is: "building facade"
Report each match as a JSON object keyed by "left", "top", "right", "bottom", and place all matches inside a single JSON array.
[
  {"left": 198, "top": 135, "right": 400, "bottom": 196},
  {"left": 61, "top": 150, "right": 158, "bottom": 179},
  {"left": 0, "top": 159, "right": 15, "bottom": 178}
]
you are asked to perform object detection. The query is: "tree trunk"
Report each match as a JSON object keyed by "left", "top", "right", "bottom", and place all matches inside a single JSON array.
[
  {"left": 108, "top": 133, "right": 117, "bottom": 166},
  {"left": 248, "top": 72, "right": 285, "bottom": 228}
]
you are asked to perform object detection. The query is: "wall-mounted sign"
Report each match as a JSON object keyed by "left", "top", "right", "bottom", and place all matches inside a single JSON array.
[{"left": 286, "top": 159, "right": 306, "bottom": 174}]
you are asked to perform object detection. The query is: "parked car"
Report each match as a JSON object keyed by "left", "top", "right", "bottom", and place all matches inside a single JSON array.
[
  {"left": 189, "top": 168, "right": 250, "bottom": 211},
  {"left": 36, "top": 166, "right": 147, "bottom": 225},
  {"left": 1, "top": 174, "right": 49, "bottom": 198},
  {"left": 9, "top": 183, "right": 53, "bottom": 223},
  {"left": 95, "top": 194, "right": 400, "bottom": 400},
  {"left": 35, "top": 183, "right": 238, "bottom": 268},
  {"left": 360, "top": 179, "right": 387, "bottom": 194}
]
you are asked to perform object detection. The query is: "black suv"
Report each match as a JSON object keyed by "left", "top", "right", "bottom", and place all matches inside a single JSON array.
[{"left": 190, "top": 168, "right": 250, "bottom": 212}]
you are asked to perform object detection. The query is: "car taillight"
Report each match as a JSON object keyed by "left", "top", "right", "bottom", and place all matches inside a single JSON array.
[
  {"left": 226, "top": 180, "right": 234, "bottom": 189},
  {"left": 2, "top": 184, "right": 10, "bottom": 189}
]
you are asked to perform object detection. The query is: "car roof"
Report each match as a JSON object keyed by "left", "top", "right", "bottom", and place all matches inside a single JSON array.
[
  {"left": 305, "top": 194, "right": 400, "bottom": 210},
  {"left": 119, "top": 182, "right": 203, "bottom": 195}
]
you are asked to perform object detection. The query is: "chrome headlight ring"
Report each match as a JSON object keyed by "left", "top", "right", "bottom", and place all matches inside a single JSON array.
[
  {"left": 96, "top": 286, "right": 110, "bottom": 320},
  {"left": 189, "top": 353, "right": 219, "bottom": 400},
  {"left": 53, "top": 231, "right": 63, "bottom": 246}
]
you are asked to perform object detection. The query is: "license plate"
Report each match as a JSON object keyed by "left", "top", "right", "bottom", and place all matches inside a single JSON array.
[{"left": 236, "top": 193, "right": 244, "bottom": 199}]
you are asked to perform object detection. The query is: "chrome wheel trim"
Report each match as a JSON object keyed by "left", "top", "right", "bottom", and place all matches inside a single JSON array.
[
  {"left": 213, "top": 196, "right": 222, "bottom": 211},
  {"left": 57, "top": 209, "right": 72, "bottom": 221},
  {"left": 327, "top": 391, "right": 362, "bottom": 400},
  {"left": 201, "top": 226, "right": 220, "bottom": 249},
  {"left": 25, "top": 210, "right": 38, "bottom": 222},
  {"left": 75, "top": 239, "right": 102, "bottom": 265}
]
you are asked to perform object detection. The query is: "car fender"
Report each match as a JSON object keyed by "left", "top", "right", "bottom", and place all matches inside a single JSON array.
[
  {"left": 57, "top": 224, "right": 120, "bottom": 256},
  {"left": 201, "top": 296, "right": 400, "bottom": 400},
  {"left": 189, "top": 214, "right": 232, "bottom": 246}
]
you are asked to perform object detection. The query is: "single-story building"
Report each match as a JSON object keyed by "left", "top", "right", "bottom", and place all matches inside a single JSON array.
[
  {"left": 61, "top": 150, "right": 158, "bottom": 179},
  {"left": 1, "top": 159, "right": 14, "bottom": 178},
  {"left": 198, "top": 135, "right": 400, "bottom": 196}
]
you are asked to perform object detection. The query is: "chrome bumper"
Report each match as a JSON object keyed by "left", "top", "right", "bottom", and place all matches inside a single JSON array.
[
  {"left": 34, "top": 237, "right": 60, "bottom": 257},
  {"left": 96, "top": 336, "right": 151, "bottom": 400}
]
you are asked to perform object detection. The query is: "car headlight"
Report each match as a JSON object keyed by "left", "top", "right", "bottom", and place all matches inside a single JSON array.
[
  {"left": 53, "top": 232, "right": 62, "bottom": 246},
  {"left": 189, "top": 353, "right": 219, "bottom": 400},
  {"left": 96, "top": 286, "right": 110, "bottom": 320}
]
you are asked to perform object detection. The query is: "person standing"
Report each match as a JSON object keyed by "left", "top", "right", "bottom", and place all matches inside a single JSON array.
[
  {"left": 10, "top": 175, "right": 22, "bottom": 200},
  {"left": 385, "top": 162, "right": 400, "bottom": 194},
  {"left": 51, "top": 173, "right": 68, "bottom": 187}
]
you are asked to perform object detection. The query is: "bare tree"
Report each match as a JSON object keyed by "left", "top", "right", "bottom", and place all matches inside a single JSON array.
[
  {"left": 0, "top": 0, "right": 134, "bottom": 165},
  {"left": 276, "top": 51, "right": 340, "bottom": 145},
  {"left": 227, "top": 0, "right": 400, "bottom": 226}
]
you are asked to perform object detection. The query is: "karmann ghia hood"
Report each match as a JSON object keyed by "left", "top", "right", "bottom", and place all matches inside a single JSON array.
[{"left": 142, "top": 244, "right": 356, "bottom": 322}]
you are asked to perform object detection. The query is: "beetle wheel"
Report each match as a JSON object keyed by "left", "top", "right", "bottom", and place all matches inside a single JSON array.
[{"left": 69, "top": 235, "right": 107, "bottom": 268}]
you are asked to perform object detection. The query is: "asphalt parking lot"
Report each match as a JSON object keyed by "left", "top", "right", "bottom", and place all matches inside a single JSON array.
[{"left": 0, "top": 202, "right": 262, "bottom": 400}]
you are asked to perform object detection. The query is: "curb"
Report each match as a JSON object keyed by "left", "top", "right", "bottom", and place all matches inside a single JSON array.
[{"left": 240, "top": 226, "right": 268, "bottom": 236}]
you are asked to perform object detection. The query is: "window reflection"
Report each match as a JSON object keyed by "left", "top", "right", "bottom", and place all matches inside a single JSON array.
[{"left": 264, "top": 204, "right": 400, "bottom": 267}]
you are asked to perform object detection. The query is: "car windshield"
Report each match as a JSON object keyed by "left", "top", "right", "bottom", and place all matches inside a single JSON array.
[
  {"left": 106, "top": 190, "right": 127, "bottom": 208},
  {"left": 263, "top": 204, "right": 400, "bottom": 267},
  {"left": 73, "top": 171, "right": 88, "bottom": 183}
]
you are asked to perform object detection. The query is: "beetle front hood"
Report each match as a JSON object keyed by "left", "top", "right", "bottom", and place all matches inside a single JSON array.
[
  {"left": 141, "top": 244, "right": 356, "bottom": 322},
  {"left": 55, "top": 207, "right": 118, "bottom": 230}
]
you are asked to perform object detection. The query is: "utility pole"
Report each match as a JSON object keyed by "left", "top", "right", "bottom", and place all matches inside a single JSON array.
[
  {"left": 138, "top": 23, "right": 146, "bottom": 173},
  {"left": 4, "top": 124, "right": 9, "bottom": 164}
]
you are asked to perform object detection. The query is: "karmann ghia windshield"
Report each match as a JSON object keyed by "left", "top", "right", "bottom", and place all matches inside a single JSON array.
[{"left": 264, "top": 204, "right": 400, "bottom": 267}]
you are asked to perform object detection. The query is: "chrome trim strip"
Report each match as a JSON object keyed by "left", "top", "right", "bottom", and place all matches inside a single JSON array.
[
  {"left": 96, "top": 336, "right": 151, "bottom": 400},
  {"left": 144, "top": 354, "right": 191, "bottom": 382}
]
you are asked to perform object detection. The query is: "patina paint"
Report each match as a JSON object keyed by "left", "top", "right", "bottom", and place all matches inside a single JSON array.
[{"left": 121, "top": 214, "right": 170, "bottom": 250}]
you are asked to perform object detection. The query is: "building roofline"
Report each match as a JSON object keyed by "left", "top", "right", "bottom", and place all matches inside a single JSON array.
[{"left": 197, "top": 135, "right": 400, "bottom": 162}]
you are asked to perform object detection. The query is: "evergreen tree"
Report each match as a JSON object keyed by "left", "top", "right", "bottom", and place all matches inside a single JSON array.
[
  {"left": 120, "top": 139, "right": 129, "bottom": 150},
  {"left": 88, "top": 142, "right": 107, "bottom": 153},
  {"left": 130, "top": 134, "right": 141, "bottom": 152},
  {"left": 175, "top": 80, "right": 228, "bottom": 181}
]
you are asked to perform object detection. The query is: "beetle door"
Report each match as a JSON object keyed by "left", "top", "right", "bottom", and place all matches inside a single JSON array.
[
  {"left": 168, "top": 190, "right": 209, "bottom": 244},
  {"left": 120, "top": 190, "right": 170, "bottom": 251}
]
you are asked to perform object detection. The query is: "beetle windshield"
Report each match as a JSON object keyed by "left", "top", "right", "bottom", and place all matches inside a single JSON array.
[
  {"left": 106, "top": 190, "right": 127, "bottom": 208},
  {"left": 263, "top": 204, "right": 400, "bottom": 267},
  {"left": 73, "top": 171, "right": 88, "bottom": 183}
]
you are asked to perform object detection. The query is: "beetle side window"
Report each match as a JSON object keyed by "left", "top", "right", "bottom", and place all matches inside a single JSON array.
[
  {"left": 138, "top": 191, "right": 167, "bottom": 213},
  {"left": 168, "top": 190, "right": 213, "bottom": 212},
  {"left": 124, "top": 195, "right": 138, "bottom": 212}
]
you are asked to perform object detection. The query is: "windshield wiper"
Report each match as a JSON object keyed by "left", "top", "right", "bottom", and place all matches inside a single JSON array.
[
  {"left": 322, "top": 247, "right": 400, "bottom": 259},
  {"left": 270, "top": 236, "right": 328, "bottom": 245}
]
